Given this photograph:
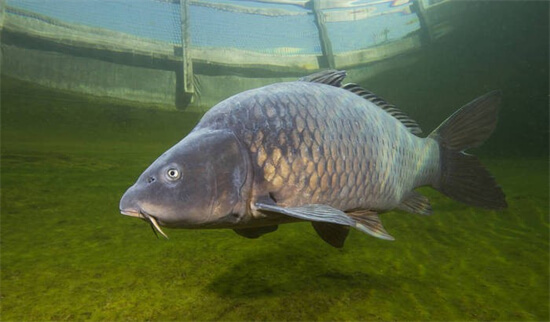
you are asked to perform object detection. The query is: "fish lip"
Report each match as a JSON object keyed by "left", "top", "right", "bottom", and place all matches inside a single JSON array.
[{"left": 120, "top": 209, "right": 144, "bottom": 218}]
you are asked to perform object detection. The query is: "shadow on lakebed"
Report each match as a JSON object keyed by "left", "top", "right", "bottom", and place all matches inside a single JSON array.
[{"left": 205, "top": 239, "right": 403, "bottom": 299}]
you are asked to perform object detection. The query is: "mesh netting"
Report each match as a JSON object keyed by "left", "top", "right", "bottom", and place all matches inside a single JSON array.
[
  {"left": 6, "top": 0, "right": 182, "bottom": 45},
  {"left": 190, "top": 5, "right": 320, "bottom": 55},
  {"left": 326, "top": 3, "right": 420, "bottom": 53},
  {"left": 5, "top": 0, "right": 423, "bottom": 55}
]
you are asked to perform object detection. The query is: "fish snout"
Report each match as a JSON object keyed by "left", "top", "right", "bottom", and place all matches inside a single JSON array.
[
  {"left": 119, "top": 185, "right": 142, "bottom": 218},
  {"left": 119, "top": 172, "right": 158, "bottom": 217}
]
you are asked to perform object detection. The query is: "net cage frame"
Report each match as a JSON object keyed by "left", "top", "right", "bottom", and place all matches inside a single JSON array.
[{"left": 0, "top": 0, "right": 464, "bottom": 109}]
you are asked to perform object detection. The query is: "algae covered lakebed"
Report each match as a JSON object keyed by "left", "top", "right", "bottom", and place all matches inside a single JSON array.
[{"left": 1, "top": 77, "right": 548, "bottom": 321}]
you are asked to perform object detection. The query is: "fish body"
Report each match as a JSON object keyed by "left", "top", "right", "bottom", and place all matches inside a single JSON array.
[
  {"left": 120, "top": 70, "right": 506, "bottom": 247},
  {"left": 197, "top": 81, "right": 438, "bottom": 214}
]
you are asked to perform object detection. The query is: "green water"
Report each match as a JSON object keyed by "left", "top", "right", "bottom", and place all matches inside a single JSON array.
[
  {"left": 2, "top": 2, "right": 549, "bottom": 321},
  {"left": 1, "top": 76, "right": 548, "bottom": 321}
]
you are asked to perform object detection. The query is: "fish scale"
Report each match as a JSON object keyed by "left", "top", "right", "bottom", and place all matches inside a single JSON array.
[{"left": 196, "top": 81, "right": 436, "bottom": 212}]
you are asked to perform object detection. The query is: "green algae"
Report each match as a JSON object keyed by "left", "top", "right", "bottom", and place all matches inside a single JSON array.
[{"left": 1, "top": 78, "right": 548, "bottom": 321}]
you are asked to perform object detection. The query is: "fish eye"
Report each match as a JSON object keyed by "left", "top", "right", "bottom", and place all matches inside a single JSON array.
[{"left": 166, "top": 168, "right": 181, "bottom": 181}]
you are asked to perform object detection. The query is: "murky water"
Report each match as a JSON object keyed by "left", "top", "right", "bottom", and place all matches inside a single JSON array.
[{"left": 1, "top": 2, "right": 548, "bottom": 321}]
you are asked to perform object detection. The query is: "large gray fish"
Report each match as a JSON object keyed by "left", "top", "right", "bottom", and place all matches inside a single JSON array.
[{"left": 119, "top": 70, "right": 506, "bottom": 247}]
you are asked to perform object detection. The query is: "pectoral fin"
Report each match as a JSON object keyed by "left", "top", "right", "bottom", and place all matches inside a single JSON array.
[
  {"left": 233, "top": 225, "right": 278, "bottom": 239},
  {"left": 311, "top": 222, "right": 350, "bottom": 248},
  {"left": 255, "top": 203, "right": 356, "bottom": 226},
  {"left": 255, "top": 202, "right": 394, "bottom": 241}
]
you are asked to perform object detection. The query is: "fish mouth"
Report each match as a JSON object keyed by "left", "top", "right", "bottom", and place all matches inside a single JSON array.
[{"left": 120, "top": 209, "right": 169, "bottom": 239}]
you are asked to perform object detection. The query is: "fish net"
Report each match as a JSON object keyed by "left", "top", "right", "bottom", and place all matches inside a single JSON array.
[
  {"left": 4, "top": 0, "right": 429, "bottom": 55},
  {"left": 1, "top": 0, "right": 457, "bottom": 108}
]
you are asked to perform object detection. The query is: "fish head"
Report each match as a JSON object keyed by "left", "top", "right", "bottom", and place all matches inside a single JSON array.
[{"left": 119, "top": 129, "right": 251, "bottom": 233}]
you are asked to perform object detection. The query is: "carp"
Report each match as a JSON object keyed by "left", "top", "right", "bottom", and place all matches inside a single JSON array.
[{"left": 120, "top": 70, "right": 506, "bottom": 247}]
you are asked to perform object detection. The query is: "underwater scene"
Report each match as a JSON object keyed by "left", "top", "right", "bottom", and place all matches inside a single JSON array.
[{"left": 1, "top": 1, "right": 549, "bottom": 321}]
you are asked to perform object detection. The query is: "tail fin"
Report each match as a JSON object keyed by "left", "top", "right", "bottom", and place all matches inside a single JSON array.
[{"left": 430, "top": 91, "right": 507, "bottom": 209}]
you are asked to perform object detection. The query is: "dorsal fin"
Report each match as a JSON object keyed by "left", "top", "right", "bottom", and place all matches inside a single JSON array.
[
  {"left": 299, "top": 70, "right": 346, "bottom": 87},
  {"left": 342, "top": 83, "right": 423, "bottom": 135},
  {"left": 300, "top": 71, "right": 422, "bottom": 135}
]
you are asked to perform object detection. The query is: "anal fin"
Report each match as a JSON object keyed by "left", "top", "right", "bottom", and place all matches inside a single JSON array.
[
  {"left": 311, "top": 222, "right": 350, "bottom": 248},
  {"left": 397, "top": 191, "right": 433, "bottom": 215},
  {"left": 233, "top": 225, "right": 278, "bottom": 239}
]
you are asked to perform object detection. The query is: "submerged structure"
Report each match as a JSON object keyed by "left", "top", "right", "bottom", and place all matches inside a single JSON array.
[{"left": 1, "top": 0, "right": 465, "bottom": 109}]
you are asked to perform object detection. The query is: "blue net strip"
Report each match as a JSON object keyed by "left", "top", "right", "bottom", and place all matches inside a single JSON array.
[
  {"left": 5, "top": 0, "right": 422, "bottom": 56},
  {"left": 6, "top": 0, "right": 181, "bottom": 45}
]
